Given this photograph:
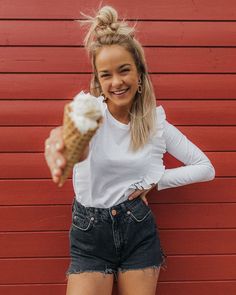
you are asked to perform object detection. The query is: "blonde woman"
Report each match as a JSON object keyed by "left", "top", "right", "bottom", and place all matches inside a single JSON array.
[{"left": 44, "top": 6, "right": 215, "bottom": 295}]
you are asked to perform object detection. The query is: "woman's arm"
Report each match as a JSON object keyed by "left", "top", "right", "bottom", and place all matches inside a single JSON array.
[{"left": 157, "top": 120, "right": 215, "bottom": 190}]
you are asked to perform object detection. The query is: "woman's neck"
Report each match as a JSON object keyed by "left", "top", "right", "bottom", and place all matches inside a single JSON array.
[{"left": 106, "top": 102, "right": 131, "bottom": 124}]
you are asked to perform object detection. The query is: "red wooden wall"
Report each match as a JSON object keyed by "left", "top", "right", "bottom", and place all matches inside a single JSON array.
[{"left": 0, "top": 0, "right": 236, "bottom": 294}]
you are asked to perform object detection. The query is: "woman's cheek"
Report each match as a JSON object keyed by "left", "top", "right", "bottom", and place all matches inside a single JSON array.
[{"left": 103, "top": 84, "right": 111, "bottom": 97}]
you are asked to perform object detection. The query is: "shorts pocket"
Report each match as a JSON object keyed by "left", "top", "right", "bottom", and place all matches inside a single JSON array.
[
  {"left": 128, "top": 199, "right": 152, "bottom": 223},
  {"left": 72, "top": 212, "right": 94, "bottom": 231}
]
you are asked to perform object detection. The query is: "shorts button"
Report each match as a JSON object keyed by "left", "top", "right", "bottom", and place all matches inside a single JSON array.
[
  {"left": 111, "top": 209, "right": 117, "bottom": 216},
  {"left": 127, "top": 210, "right": 131, "bottom": 215}
]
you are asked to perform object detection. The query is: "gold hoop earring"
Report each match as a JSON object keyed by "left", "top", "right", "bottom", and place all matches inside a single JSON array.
[
  {"left": 138, "top": 78, "right": 142, "bottom": 94},
  {"left": 101, "top": 92, "right": 107, "bottom": 102}
]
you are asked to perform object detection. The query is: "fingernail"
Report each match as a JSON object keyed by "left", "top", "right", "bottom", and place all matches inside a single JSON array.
[
  {"left": 53, "top": 168, "right": 58, "bottom": 176},
  {"left": 56, "top": 158, "right": 62, "bottom": 167},
  {"left": 129, "top": 197, "right": 133, "bottom": 200},
  {"left": 52, "top": 176, "right": 57, "bottom": 182},
  {"left": 55, "top": 142, "right": 60, "bottom": 150}
]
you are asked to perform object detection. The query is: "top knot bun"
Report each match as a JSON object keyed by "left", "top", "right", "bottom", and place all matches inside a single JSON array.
[
  {"left": 96, "top": 6, "right": 118, "bottom": 27},
  {"left": 81, "top": 6, "right": 135, "bottom": 51},
  {"left": 95, "top": 6, "right": 120, "bottom": 37}
]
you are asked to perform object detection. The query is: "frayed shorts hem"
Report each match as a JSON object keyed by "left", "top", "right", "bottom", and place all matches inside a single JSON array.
[
  {"left": 65, "top": 268, "right": 115, "bottom": 280},
  {"left": 65, "top": 260, "right": 167, "bottom": 282}
]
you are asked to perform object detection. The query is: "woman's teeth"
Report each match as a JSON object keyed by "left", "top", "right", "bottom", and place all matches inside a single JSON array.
[{"left": 112, "top": 88, "right": 128, "bottom": 95}]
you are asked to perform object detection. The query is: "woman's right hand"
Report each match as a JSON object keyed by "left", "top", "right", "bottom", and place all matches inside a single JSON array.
[{"left": 44, "top": 126, "right": 66, "bottom": 184}]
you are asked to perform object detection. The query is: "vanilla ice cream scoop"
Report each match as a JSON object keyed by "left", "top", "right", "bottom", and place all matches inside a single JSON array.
[{"left": 69, "top": 91, "right": 103, "bottom": 134}]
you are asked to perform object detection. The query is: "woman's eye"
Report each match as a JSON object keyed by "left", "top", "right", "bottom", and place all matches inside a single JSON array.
[
  {"left": 100, "top": 74, "right": 110, "bottom": 78},
  {"left": 121, "top": 68, "right": 130, "bottom": 73}
]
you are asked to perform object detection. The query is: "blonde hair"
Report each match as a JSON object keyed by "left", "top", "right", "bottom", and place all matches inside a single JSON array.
[{"left": 80, "top": 6, "right": 157, "bottom": 151}]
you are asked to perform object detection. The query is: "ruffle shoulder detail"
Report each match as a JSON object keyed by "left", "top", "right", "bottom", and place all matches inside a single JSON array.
[{"left": 155, "top": 105, "right": 166, "bottom": 138}]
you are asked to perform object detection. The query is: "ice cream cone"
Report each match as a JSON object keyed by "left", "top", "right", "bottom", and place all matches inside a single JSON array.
[{"left": 58, "top": 103, "right": 100, "bottom": 187}]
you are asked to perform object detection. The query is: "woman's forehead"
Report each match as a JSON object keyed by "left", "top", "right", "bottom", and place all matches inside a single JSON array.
[{"left": 95, "top": 45, "right": 135, "bottom": 70}]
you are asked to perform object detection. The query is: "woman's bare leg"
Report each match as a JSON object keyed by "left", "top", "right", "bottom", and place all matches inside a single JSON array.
[
  {"left": 66, "top": 272, "right": 114, "bottom": 295},
  {"left": 117, "top": 267, "right": 160, "bottom": 295}
]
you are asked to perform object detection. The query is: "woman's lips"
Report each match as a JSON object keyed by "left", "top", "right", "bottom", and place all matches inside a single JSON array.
[{"left": 110, "top": 88, "right": 129, "bottom": 96}]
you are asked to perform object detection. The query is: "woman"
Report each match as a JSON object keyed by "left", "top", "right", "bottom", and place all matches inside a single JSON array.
[{"left": 44, "top": 6, "right": 215, "bottom": 295}]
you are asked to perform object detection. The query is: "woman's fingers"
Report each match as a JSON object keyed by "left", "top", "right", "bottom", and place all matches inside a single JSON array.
[
  {"left": 128, "top": 189, "right": 144, "bottom": 200},
  {"left": 50, "top": 126, "right": 64, "bottom": 151},
  {"left": 128, "top": 189, "right": 149, "bottom": 205},
  {"left": 128, "top": 187, "right": 151, "bottom": 201},
  {"left": 44, "top": 126, "right": 66, "bottom": 183},
  {"left": 141, "top": 195, "right": 149, "bottom": 206},
  {"left": 128, "top": 184, "right": 156, "bottom": 205}
]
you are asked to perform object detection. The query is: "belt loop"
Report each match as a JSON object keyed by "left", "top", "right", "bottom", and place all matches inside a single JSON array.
[{"left": 94, "top": 208, "right": 98, "bottom": 219}]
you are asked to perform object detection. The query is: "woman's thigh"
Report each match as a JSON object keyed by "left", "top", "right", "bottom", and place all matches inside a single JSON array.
[
  {"left": 117, "top": 267, "right": 160, "bottom": 295},
  {"left": 66, "top": 272, "right": 114, "bottom": 295}
]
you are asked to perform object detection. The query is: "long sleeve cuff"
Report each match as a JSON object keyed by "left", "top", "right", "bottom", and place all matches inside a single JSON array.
[{"left": 157, "top": 163, "right": 215, "bottom": 191}]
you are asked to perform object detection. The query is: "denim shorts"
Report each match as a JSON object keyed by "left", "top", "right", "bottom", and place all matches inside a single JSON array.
[{"left": 66, "top": 196, "right": 167, "bottom": 281}]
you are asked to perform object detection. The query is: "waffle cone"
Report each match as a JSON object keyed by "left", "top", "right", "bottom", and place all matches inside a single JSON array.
[{"left": 58, "top": 103, "right": 100, "bottom": 187}]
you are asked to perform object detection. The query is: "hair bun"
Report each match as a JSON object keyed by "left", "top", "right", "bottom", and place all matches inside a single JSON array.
[
  {"left": 81, "top": 5, "right": 135, "bottom": 50},
  {"left": 95, "top": 6, "right": 120, "bottom": 36},
  {"left": 96, "top": 6, "right": 118, "bottom": 25},
  {"left": 110, "top": 22, "right": 119, "bottom": 31}
]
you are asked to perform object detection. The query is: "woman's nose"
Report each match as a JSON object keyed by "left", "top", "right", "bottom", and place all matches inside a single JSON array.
[{"left": 111, "top": 75, "right": 123, "bottom": 87}]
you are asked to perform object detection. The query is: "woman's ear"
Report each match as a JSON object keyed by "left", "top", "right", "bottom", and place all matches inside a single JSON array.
[{"left": 93, "top": 74, "right": 102, "bottom": 92}]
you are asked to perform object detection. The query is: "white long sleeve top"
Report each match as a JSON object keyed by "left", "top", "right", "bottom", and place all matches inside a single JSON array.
[{"left": 73, "top": 98, "right": 215, "bottom": 208}]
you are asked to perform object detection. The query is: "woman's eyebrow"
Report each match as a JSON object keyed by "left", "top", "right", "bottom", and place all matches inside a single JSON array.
[
  {"left": 119, "top": 63, "right": 131, "bottom": 69},
  {"left": 98, "top": 64, "right": 131, "bottom": 73}
]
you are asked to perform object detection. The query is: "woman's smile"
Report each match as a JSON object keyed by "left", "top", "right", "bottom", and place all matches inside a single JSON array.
[
  {"left": 95, "top": 44, "right": 139, "bottom": 115},
  {"left": 110, "top": 87, "right": 130, "bottom": 97}
]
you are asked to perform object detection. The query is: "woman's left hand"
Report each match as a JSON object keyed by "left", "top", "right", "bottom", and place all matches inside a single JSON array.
[{"left": 128, "top": 184, "right": 156, "bottom": 206}]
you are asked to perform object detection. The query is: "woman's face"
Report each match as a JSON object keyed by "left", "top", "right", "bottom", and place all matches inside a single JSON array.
[{"left": 95, "top": 44, "right": 140, "bottom": 111}]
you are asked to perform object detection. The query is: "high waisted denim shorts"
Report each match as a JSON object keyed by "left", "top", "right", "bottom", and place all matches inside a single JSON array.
[{"left": 66, "top": 196, "right": 167, "bottom": 281}]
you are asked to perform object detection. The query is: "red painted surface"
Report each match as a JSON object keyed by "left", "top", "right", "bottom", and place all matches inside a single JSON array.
[
  {"left": 0, "top": 1, "right": 235, "bottom": 294},
  {"left": 0, "top": 178, "right": 235, "bottom": 205},
  {"left": 1, "top": 126, "right": 236, "bottom": 152},
  {"left": 0, "top": 0, "right": 236, "bottom": 20},
  {"left": 0, "top": 151, "right": 234, "bottom": 178},
  {"left": 1, "top": 21, "right": 236, "bottom": 46},
  {"left": 0, "top": 100, "right": 236, "bottom": 126},
  {"left": 1, "top": 74, "right": 236, "bottom": 100},
  {"left": 1, "top": 47, "right": 236, "bottom": 73}
]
